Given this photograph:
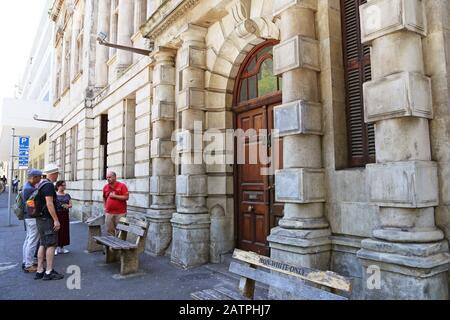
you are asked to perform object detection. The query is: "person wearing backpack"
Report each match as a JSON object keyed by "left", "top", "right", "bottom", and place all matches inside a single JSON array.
[
  {"left": 21, "top": 169, "right": 42, "bottom": 273},
  {"left": 34, "top": 164, "right": 64, "bottom": 281}
]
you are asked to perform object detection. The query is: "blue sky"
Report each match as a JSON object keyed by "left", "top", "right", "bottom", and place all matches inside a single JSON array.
[{"left": 0, "top": 0, "right": 48, "bottom": 100}]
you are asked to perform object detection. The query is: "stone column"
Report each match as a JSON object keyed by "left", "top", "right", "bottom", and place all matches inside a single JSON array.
[
  {"left": 268, "top": 0, "right": 331, "bottom": 282},
  {"left": 116, "top": 0, "right": 134, "bottom": 74},
  {"left": 147, "top": 47, "right": 177, "bottom": 256},
  {"left": 171, "top": 25, "right": 210, "bottom": 268},
  {"left": 357, "top": 0, "right": 450, "bottom": 300},
  {"left": 95, "top": 0, "right": 111, "bottom": 88}
]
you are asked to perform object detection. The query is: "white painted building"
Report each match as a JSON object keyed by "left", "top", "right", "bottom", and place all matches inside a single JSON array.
[{"left": 0, "top": 0, "right": 54, "bottom": 185}]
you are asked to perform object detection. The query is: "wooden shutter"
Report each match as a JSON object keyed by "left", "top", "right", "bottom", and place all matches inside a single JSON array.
[{"left": 341, "top": 0, "right": 376, "bottom": 167}]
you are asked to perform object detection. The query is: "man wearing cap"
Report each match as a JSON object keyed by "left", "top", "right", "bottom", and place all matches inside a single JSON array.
[
  {"left": 21, "top": 169, "right": 42, "bottom": 273},
  {"left": 34, "top": 164, "right": 64, "bottom": 281}
]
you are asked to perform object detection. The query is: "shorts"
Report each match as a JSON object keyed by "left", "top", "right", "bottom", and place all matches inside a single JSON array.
[{"left": 36, "top": 217, "right": 58, "bottom": 248}]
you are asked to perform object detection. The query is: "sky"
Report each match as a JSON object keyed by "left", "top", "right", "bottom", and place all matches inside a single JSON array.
[{"left": 0, "top": 0, "right": 48, "bottom": 101}]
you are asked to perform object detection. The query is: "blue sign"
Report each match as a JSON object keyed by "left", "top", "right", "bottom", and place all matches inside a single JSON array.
[
  {"left": 19, "top": 137, "right": 29, "bottom": 149},
  {"left": 18, "top": 136, "right": 30, "bottom": 169},
  {"left": 19, "top": 150, "right": 29, "bottom": 157}
]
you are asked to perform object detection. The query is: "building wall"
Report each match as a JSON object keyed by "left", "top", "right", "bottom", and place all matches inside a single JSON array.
[{"left": 47, "top": 0, "right": 450, "bottom": 299}]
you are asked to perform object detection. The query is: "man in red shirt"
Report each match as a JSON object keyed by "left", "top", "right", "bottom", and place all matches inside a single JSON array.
[{"left": 103, "top": 171, "right": 129, "bottom": 236}]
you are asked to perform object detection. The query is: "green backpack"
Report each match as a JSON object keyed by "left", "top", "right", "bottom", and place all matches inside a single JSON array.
[{"left": 14, "top": 192, "right": 25, "bottom": 221}]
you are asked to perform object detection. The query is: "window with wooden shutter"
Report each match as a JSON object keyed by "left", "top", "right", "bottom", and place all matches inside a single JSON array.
[{"left": 341, "top": 0, "right": 376, "bottom": 167}]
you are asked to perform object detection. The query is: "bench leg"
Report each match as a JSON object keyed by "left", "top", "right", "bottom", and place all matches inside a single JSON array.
[
  {"left": 238, "top": 263, "right": 256, "bottom": 299},
  {"left": 120, "top": 249, "right": 139, "bottom": 275},
  {"left": 106, "top": 247, "right": 120, "bottom": 264},
  {"left": 239, "top": 276, "right": 255, "bottom": 300},
  {"left": 88, "top": 226, "right": 104, "bottom": 253}
]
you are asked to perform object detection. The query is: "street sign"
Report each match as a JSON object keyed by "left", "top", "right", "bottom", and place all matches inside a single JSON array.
[
  {"left": 19, "top": 137, "right": 30, "bottom": 149},
  {"left": 18, "top": 136, "right": 30, "bottom": 170}
]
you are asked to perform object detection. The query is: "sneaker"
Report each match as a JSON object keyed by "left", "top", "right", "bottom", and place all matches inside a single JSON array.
[
  {"left": 61, "top": 249, "right": 70, "bottom": 254},
  {"left": 24, "top": 265, "right": 38, "bottom": 273},
  {"left": 34, "top": 270, "right": 45, "bottom": 280},
  {"left": 55, "top": 249, "right": 58, "bottom": 256},
  {"left": 42, "top": 270, "right": 64, "bottom": 281}
]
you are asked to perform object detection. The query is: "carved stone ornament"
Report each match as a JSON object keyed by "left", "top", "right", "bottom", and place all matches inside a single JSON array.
[{"left": 229, "top": 0, "right": 279, "bottom": 40}]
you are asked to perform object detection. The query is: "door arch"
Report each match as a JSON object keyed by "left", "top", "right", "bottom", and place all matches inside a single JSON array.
[{"left": 233, "top": 40, "right": 284, "bottom": 256}]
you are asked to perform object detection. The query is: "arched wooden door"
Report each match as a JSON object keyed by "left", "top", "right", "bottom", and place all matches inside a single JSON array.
[{"left": 233, "top": 40, "right": 284, "bottom": 256}]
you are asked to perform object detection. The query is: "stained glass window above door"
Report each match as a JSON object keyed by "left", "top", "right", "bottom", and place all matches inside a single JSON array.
[{"left": 237, "top": 43, "right": 282, "bottom": 104}]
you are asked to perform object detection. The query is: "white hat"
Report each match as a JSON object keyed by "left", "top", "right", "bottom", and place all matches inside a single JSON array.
[{"left": 43, "top": 163, "right": 60, "bottom": 174}]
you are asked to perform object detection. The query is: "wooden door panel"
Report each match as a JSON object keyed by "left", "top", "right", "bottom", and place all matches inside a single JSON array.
[
  {"left": 237, "top": 108, "right": 269, "bottom": 256},
  {"left": 236, "top": 102, "right": 284, "bottom": 257}
]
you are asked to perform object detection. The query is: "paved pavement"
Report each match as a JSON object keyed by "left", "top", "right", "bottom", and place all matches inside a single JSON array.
[{"left": 0, "top": 187, "right": 244, "bottom": 300}]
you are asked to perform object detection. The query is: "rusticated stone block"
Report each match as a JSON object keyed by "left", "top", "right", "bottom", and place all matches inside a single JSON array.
[
  {"left": 275, "top": 168, "right": 325, "bottom": 203},
  {"left": 176, "top": 175, "right": 208, "bottom": 196},
  {"left": 151, "top": 101, "right": 175, "bottom": 122},
  {"left": 273, "top": 0, "right": 317, "bottom": 16},
  {"left": 150, "top": 176, "right": 176, "bottom": 195},
  {"left": 367, "top": 161, "right": 439, "bottom": 208},
  {"left": 273, "top": 35, "right": 320, "bottom": 75},
  {"left": 150, "top": 139, "right": 173, "bottom": 158},
  {"left": 179, "top": 45, "right": 206, "bottom": 70},
  {"left": 360, "top": 0, "right": 427, "bottom": 44},
  {"left": 364, "top": 72, "right": 432, "bottom": 123},
  {"left": 178, "top": 88, "right": 205, "bottom": 111},
  {"left": 153, "top": 64, "right": 175, "bottom": 86},
  {"left": 274, "top": 100, "right": 323, "bottom": 136},
  {"left": 175, "top": 130, "right": 203, "bottom": 153}
]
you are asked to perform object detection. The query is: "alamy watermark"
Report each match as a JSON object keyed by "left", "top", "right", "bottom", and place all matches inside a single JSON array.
[
  {"left": 170, "top": 121, "right": 281, "bottom": 176},
  {"left": 66, "top": 265, "right": 81, "bottom": 290}
]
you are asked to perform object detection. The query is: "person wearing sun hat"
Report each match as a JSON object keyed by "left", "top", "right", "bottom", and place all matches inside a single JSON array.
[{"left": 34, "top": 164, "right": 64, "bottom": 281}]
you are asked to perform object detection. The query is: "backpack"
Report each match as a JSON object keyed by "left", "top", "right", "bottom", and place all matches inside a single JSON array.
[
  {"left": 26, "top": 181, "right": 53, "bottom": 218},
  {"left": 14, "top": 192, "right": 25, "bottom": 221}
]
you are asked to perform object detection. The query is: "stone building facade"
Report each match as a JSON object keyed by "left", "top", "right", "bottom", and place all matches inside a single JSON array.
[{"left": 47, "top": 0, "right": 450, "bottom": 299}]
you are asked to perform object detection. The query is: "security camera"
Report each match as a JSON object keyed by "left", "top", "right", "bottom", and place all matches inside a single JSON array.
[{"left": 97, "top": 32, "right": 108, "bottom": 43}]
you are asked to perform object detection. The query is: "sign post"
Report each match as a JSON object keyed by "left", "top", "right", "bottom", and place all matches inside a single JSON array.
[
  {"left": 7, "top": 129, "right": 15, "bottom": 226},
  {"left": 7, "top": 132, "right": 29, "bottom": 226}
]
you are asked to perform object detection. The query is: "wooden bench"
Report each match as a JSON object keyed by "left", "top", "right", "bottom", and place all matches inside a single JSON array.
[
  {"left": 191, "top": 249, "right": 353, "bottom": 300},
  {"left": 94, "top": 217, "right": 149, "bottom": 275}
]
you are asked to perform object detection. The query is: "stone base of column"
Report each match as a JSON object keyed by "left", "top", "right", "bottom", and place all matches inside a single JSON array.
[
  {"left": 171, "top": 213, "right": 210, "bottom": 269},
  {"left": 145, "top": 209, "right": 174, "bottom": 256},
  {"left": 267, "top": 227, "right": 332, "bottom": 299},
  {"left": 357, "top": 238, "right": 450, "bottom": 300}
]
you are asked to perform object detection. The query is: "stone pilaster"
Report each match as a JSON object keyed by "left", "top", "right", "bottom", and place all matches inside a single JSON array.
[
  {"left": 267, "top": 1, "right": 331, "bottom": 299},
  {"left": 147, "top": 47, "right": 177, "bottom": 256},
  {"left": 95, "top": 0, "right": 111, "bottom": 88},
  {"left": 116, "top": 0, "right": 134, "bottom": 75},
  {"left": 356, "top": 0, "right": 450, "bottom": 300},
  {"left": 171, "top": 25, "right": 210, "bottom": 268}
]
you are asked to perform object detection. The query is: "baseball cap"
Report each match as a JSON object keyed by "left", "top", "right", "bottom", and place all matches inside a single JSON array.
[{"left": 27, "top": 169, "right": 43, "bottom": 177}]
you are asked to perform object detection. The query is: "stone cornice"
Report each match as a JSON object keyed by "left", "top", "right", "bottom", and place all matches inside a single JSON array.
[{"left": 140, "top": 0, "right": 201, "bottom": 40}]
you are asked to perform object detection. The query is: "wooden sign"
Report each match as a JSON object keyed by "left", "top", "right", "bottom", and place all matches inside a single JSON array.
[{"left": 232, "top": 249, "right": 352, "bottom": 292}]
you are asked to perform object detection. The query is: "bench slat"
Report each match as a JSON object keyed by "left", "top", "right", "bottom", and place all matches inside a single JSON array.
[
  {"left": 116, "top": 223, "right": 145, "bottom": 237},
  {"left": 93, "top": 236, "right": 137, "bottom": 250},
  {"left": 191, "top": 290, "right": 217, "bottom": 300},
  {"left": 105, "top": 236, "right": 136, "bottom": 249},
  {"left": 93, "top": 236, "right": 122, "bottom": 249},
  {"left": 203, "top": 289, "right": 232, "bottom": 300},
  {"left": 104, "top": 236, "right": 137, "bottom": 249},
  {"left": 119, "top": 217, "right": 148, "bottom": 229},
  {"left": 229, "top": 262, "right": 348, "bottom": 300},
  {"left": 214, "top": 286, "right": 249, "bottom": 301},
  {"left": 233, "top": 249, "right": 352, "bottom": 292}
]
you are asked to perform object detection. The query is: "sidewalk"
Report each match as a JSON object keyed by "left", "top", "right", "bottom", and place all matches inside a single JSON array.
[{"left": 0, "top": 188, "right": 248, "bottom": 300}]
